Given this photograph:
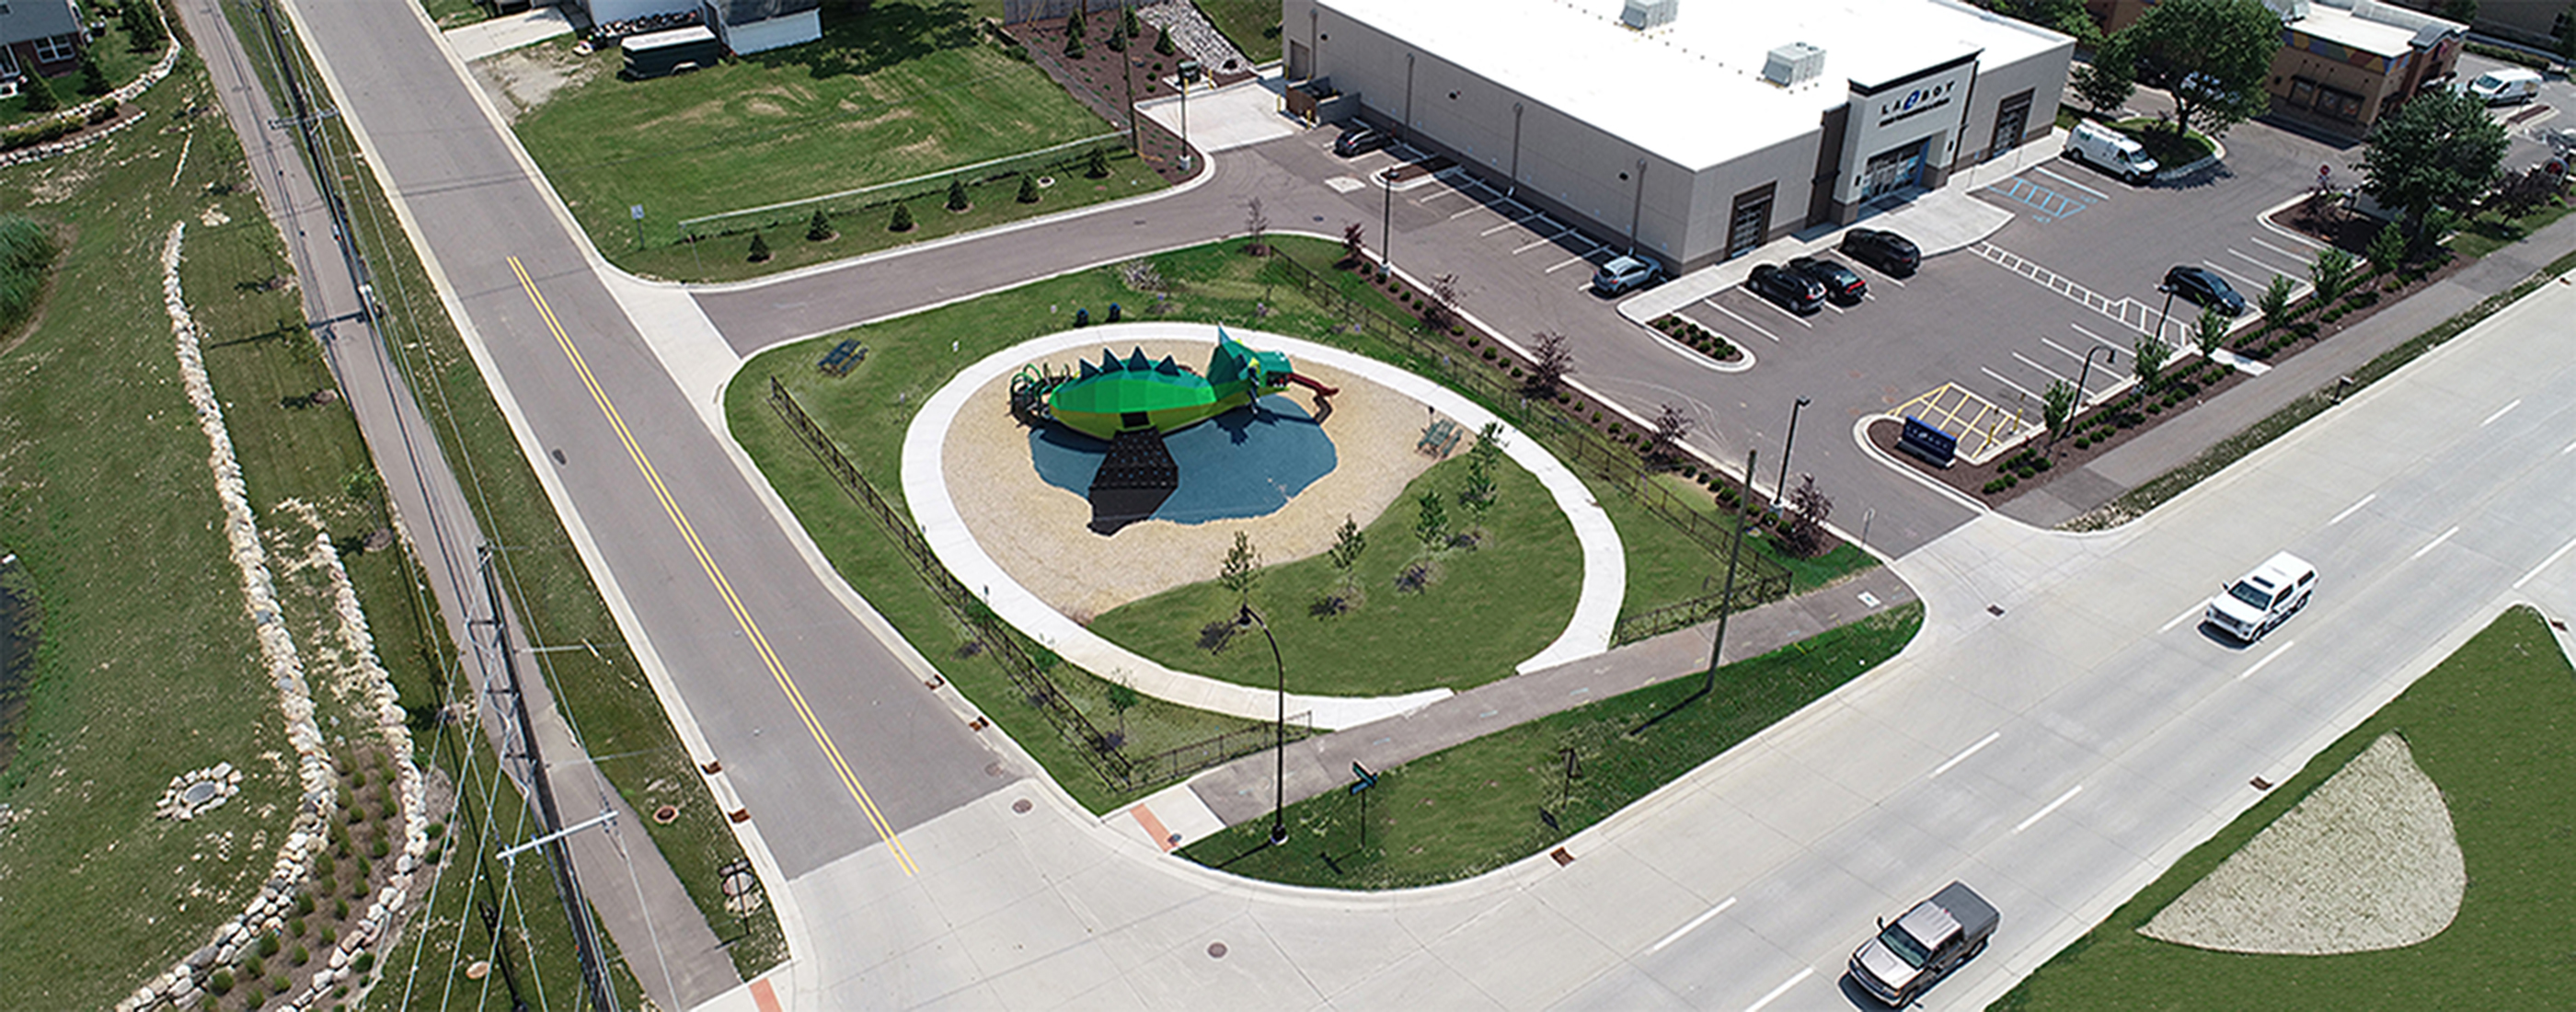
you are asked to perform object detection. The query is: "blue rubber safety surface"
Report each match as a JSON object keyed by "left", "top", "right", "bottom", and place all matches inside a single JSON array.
[{"left": 1029, "top": 395, "right": 1339, "bottom": 525}]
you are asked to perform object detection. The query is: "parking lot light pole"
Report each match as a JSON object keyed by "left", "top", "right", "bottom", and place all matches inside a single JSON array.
[
  {"left": 2155, "top": 283, "right": 2179, "bottom": 346},
  {"left": 1773, "top": 396, "right": 1811, "bottom": 510},
  {"left": 1706, "top": 447, "right": 1756, "bottom": 695},
  {"left": 1237, "top": 604, "right": 1289, "bottom": 846},
  {"left": 2076, "top": 346, "right": 2119, "bottom": 409},
  {"left": 1381, "top": 167, "right": 1397, "bottom": 271}
]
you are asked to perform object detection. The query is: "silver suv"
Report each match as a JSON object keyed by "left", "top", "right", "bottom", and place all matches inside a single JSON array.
[{"left": 1593, "top": 255, "right": 1658, "bottom": 295}]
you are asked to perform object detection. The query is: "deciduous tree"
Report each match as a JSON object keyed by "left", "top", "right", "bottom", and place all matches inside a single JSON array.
[
  {"left": 2102, "top": 0, "right": 2282, "bottom": 139},
  {"left": 2358, "top": 86, "right": 2507, "bottom": 235}
]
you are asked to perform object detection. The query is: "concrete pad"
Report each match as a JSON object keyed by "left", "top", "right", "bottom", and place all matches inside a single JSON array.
[
  {"left": 1139, "top": 69, "right": 1305, "bottom": 155},
  {"left": 1522, "top": 845, "right": 1705, "bottom": 954},
  {"left": 443, "top": 6, "right": 572, "bottom": 63},
  {"left": 1112, "top": 781, "right": 1227, "bottom": 853},
  {"left": 1420, "top": 899, "right": 1624, "bottom": 1007},
  {"left": 1325, "top": 949, "right": 1510, "bottom": 1010},
  {"left": 1115, "top": 912, "right": 1329, "bottom": 1009},
  {"left": 959, "top": 901, "right": 1127, "bottom": 1004}
]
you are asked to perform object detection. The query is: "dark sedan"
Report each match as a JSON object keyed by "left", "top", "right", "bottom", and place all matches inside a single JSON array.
[
  {"left": 1788, "top": 256, "right": 1869, "bottom": 304},
  {"left": 1839, "top": 227, "right": 1920, "bottom": 276},
  {"left": 1333, "top": 125, "right": 1392, "bottom": 157},
  {"left": 2163, "top": 265, "right": 2246, "bottom": 316},
  {"left": 1747, "top": 263, "right": 1825, "bottom": 314}
]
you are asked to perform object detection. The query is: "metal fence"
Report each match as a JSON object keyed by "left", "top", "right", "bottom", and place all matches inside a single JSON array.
[
  {"left": 1003, "top": 0, "right": 1132, "bottom": 25},
  {"left": 1127, "top": 711, "right": 1314, "bottom": 788},
  {"left": 680, "top": 132, "right": 1132, "bottom": 243}
]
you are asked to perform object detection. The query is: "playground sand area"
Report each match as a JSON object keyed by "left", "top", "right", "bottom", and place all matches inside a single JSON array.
[{"left": 945, "top": 340, "right": 1443, "bottom": 617}]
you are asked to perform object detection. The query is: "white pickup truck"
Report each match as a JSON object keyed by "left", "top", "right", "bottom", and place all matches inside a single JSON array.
[{"left": 2204, "top": 551, "right": 2317, "bottom": 642}]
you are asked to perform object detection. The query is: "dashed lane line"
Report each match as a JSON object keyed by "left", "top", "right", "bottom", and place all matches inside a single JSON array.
[
  {"left": 2012, "top": 785, "right": 2084, "bottom": 834},
  {"left": 1650, "top": 897, "right": 1739, "bottom": 953}
]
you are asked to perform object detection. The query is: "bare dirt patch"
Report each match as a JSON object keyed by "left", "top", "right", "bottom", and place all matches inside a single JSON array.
[
  {"left": 944, "top": 340, "right": 1442, "bottom": 617},
  {"left": 468, "top": 42, "right": 598, "bottom": 122},
  {"left": 2141, "top": 732, "right": 2463, "bottom": 954}
]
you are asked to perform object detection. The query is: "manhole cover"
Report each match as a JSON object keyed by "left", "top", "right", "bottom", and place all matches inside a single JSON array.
[
  {"left": 1206, "top": 942, "right": 1227, "bottom": 959},
  {"left": 1011, "top": 799, "right": 1032, "bottom": 814},
  {"left": 984, "top": 762, "right": 1006, "bottom": 778},
  {"left": 181, "top": 782, "right": 219, "bottom": 806}
]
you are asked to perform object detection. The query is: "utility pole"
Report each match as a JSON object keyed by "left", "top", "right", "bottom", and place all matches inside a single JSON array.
[{"left": 1705, "top": 448, "right": 1756, "bottom": 694}]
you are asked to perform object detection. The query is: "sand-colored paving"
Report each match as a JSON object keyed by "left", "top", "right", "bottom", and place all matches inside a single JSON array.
[{"left": 944, "top": 339, "right": 1443, "bottom": 618}]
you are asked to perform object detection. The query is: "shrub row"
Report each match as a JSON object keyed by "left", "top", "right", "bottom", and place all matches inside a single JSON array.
[{"left": 1650, "top": 314, "right": 1738, "bottom": 361}]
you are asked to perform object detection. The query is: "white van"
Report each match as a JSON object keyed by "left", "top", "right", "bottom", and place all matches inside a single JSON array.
[
  {"left": 2464, "top": 67, "right": 2542, "bottom": 105},
  {"left": 2064, "top": 121, "right": 2158, "bottom": 183}
]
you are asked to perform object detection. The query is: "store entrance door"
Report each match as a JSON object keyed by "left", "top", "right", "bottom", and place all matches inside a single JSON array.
[{"left": 1861, "top": 139, "right": 1929, "bottom": 201}]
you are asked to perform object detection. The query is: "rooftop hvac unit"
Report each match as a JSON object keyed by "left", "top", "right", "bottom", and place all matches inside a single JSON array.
[
  {"left": 1763, "top": 42, "right": 1825, "bottom": 86},
  {"left": 1622, "top": 0, "right": 1678, "bottom": 29}
]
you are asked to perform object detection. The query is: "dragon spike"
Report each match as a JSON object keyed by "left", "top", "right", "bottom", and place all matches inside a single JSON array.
[
  {"left": 1100, "top": 350, "right": 1121, "bottom": 373},
  {"left": 1156, "top": 355, "right": 1180, "bottom": 374},
  {"left": 1127, "top": 347, "right": 1152, "bottom": 372},
  {"left": 1077, "top": 358, "right": 1098, "bottom": 379}
]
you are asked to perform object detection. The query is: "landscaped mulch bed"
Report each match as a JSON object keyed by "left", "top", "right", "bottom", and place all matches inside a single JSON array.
[{"left": 1010, "top": 17, "right": 1202, "bottom": 186}]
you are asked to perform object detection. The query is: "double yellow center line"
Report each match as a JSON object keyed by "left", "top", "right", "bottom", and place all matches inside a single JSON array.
[{"left": 508, "top": 256, "right": 916, "bottom": 877}]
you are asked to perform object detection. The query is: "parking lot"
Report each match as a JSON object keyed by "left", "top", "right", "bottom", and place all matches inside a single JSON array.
[{"left": 1253, "top": 102, "right": 2386, "bottom": 551}]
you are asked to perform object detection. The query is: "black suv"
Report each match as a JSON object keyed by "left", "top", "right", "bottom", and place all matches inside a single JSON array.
[
  {"left": 1747, "top": 263, "right": 1825, "bottom": 314},
  {"left": 1332, "top": 125, "right": 1392, "bottom": 157},
  {"left": 1788, "top": 256, "right": 1869, "bottom": 304},
  {"left": 1839, "top": 228, "right": 1920, "bottom": 276},
  {"left": 2163, "top": 265, "right": 2246, "bottom": 316}
]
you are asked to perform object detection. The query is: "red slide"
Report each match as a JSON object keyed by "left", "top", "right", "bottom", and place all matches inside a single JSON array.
[{"left": 1283, "top": 373, "right": 1340, "bottom": 397}]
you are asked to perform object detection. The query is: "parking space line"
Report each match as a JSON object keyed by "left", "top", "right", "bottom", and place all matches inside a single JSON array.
[
  {"left": 1754, "top": 297, "right": 1814, "bottom": 328},
  {"left": 1512, "top": 227, "right": 1576, "bottom": 254},
  {"left": 2010, "top": 351, "right": 2070, "bottom": 384},
  {"left": 1480, "top": 214, "right": 1539, "bottom": 236},
  {"left": 1545, "top": 253, "right": 1594, "bottom": 273},
  {"left": 2249, "top": 236, "right": 2311, "bottom": 261},
  {"left": 2032, "top": 165, "right": 2112, "bottom": 201},
  {"left": 1851, "top": 261, "right": 1906, "bottom": 287},
  {"left": 2068, "top": 322, "right": 2127, "bottom": 352},
  {"left": 1412, "top": 187, "right": 1466, "bottom": 205},
  {"left": 1450, "top": 202, "right": 1495, "bottom": 220},
  {"left": 1705, "top": 300, "right": 1782, "bottom": 343},
  {"left": 1979, "top": 366, "right": 2044, "bottom": 403},
  {"left": 2200, "top": 259, "right": 2264, "bottom": 287},
  {"left": 2228, "top": 247, "right": 2295, "bottom": 281},
  {"left": 2039, "top": 336, "right": 2091, "bottom": 364}
]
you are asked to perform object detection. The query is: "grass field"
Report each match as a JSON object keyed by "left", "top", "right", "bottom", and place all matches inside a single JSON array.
[
  {"left": 502, "top": 2, "right": 1126, "bottom": 279},
  {"left": 0, "top": 44, "right": 622, "bottom": 1007},
  {"left": 1194, "top": 0, "right": 1285, "bottom": 65},
  {"left": 1992, "top": 604, "right": 2574, "bottom": 1010},
  {"left": 1087, "top": 453, "right": 1581, "bottom": 697},
  {"left": 226, "top": 0, "right": 788, "bottom": 982},
  {"left": 726, "top": 235, "right": 1769, "bottom": 808},
  {"left": 1179, "top": 603, "right": 1923, "bottom": 889},
  {"left": 417, "top": 0, "right": 489, "bottom": 30}
]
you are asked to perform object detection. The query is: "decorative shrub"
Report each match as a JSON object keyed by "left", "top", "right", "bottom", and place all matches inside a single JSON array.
[{"left": 1480, "top": 347, "right": 1496, "bottom": 360}]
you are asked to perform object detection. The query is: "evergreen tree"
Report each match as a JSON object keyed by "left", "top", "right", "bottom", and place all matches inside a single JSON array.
[
  {"left": 889, "top": 202, "right": 914, "bottom": 232},
  {"left": 1016, "top": 173, "right": 1040, "bottom": 203},
  {"left": 945, "top": 177, "right": 970, "bottom": 211},
  {"left": 21, "top": 72, "right": 58, "bottom": 114},
  {"left": 123, "top": 1, "right": 163, "bottom": 51},
  {"left": 79, "top": 49, "right": 112, "bottom": 97},
  {"left": 746, "top": 232, "right": 771, "bottom": 262}
]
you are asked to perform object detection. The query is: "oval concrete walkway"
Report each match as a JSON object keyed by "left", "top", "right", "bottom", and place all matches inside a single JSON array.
[{"left": 900, "top": 321, "right": 1625, "bottom": 730}]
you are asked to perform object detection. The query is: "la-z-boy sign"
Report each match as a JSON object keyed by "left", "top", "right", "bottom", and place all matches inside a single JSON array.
[{"left": 1876, "top": 81, "right": 1957, "bottom": 127}]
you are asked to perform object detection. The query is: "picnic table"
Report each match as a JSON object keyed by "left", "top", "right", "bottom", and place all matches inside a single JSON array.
[
  {"left": 1418, "top": 418, "right": 1462, "bottom": 457},
  {"left": 818, "top": 339, "right": 866, "bottom": 377}
]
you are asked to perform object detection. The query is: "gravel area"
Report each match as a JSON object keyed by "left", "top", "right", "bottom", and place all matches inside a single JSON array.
[
  {"left": 2140, "top": 732, "right": 2464, "bottom": 955},
  {"left": 944, "top": 339, "right": 1443, "bottom": 617}
]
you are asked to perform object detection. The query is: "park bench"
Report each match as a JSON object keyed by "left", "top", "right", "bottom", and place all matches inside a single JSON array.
[
  {"left": 818, "top": 339, "right": 867, "bottom": 376},
  {"left": 1418, "top": 418, "right": 1462, "bottom": 457}
]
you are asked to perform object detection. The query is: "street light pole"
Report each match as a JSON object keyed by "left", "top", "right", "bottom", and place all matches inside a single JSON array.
[
  {"left": 1179, "top": 76, "right": 1191, "bottom": 172},
  {"left": 1239, "top": 604, "right": 1289, "bottom": 845},
  {"left": 2155, "top": 284, "right": 2179, "bottom": 347},
  {"left": 1705, "top": 447, "right": 1756, "bottom": 695},
  {"left": 1773, "top": 396, "right": 1811, "bottom": 509},
  {"left": 2076, "top": 346, "right": 2119, "bottom": 409}
]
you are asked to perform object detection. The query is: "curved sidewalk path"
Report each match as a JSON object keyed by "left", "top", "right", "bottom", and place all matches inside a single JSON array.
[{"left": 900, "top": 321, "right": 1625, "bottom": 730}]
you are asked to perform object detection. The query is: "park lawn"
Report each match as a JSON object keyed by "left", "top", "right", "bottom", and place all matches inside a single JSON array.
[
  {"left": 2450, "top": 199, "right": 2576, "bottom": 259},
  {"left": 728, "top": 235, "right": 1742, "bottom": 805},
  {"left": 1992, "top": 604, "right": 2575, "bottom": 1011},
  {"left": 0, "top": 49, "right": 561, "bottom": 1006},
  {"left": 1087, "top": 453, "right": 1580, "bottom": 697},
  {"left": 1179, "top": 602, "right": 1922, "bottom": 889},
  {"left": 505, "top": 4, "right": 1114, "bottom": 275},
  {"left": 1193, "top": 0, "right": 1284, "bottom": 65},
  {"left": 1642, "top": 472, "right": 1880, "bottom": 593},
  {"left": 417, "top": 0, "right": 489, "bottom": 30}
]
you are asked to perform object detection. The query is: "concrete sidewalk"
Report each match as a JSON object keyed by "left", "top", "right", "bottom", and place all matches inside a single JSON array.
[{"left": 1183, "top": 566, "right": 1917, "bottom": 830}]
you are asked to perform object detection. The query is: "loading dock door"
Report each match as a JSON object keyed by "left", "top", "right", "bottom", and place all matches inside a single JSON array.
[
  {"left": 1727, "top": 184, "right": 1776, "bottom": 259},
  {"left": 1989, "top": 90, "right": 2033, "bottom": 163}
]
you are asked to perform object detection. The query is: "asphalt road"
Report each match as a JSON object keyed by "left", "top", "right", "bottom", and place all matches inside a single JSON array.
[{"left": 282, "top": 0, "right": 1006, "bottom": 884}]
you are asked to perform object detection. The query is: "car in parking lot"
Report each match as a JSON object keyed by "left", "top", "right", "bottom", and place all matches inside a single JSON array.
[
  {"left": 2204, "top": 551, "right": 2317, "bottom": 642},
  {"left": 1838, "top": 228, "right": 1919, "bottom": 276},
  {"left": 1332, "top": 124, "right": 1393, "bottom": 156},
  {"left": 1746, "top": 263, "right": 1825, "bottom": 313},
  {"left": 1788, "top": 256, "right": 1868, "bottom": 304},
  {"left": 1593, "top": 255, "right": 1660, "bottom": 295},
  {"left": 2164, "top": 265, "right": 2246, "bottom": 316},
  {"left": 1850, "top": 881, "right": 1998, "bottom": 1006}
]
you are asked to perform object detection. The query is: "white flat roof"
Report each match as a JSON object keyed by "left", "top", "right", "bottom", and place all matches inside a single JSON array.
[
  {"left": 1323, "top": 0, "right": 2066, "bottom": 170},
  {"left": 2290, "top": 5, "right": 2427, "bottom": 59}
]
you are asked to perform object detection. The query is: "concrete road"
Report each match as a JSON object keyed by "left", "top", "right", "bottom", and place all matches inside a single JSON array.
[
  {"left": 277, "top": 0, "right": 1009, "bottom": 893},
  {"left": 732, "top": 223, "right": 2576, "bottom": 1012}
]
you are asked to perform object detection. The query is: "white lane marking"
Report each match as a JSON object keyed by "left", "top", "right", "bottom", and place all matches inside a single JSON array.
[
  {"left": 1545, "top": 254, "right": 1591, "bottom": 273},
  {"left": 2239, "top": 639, "right": 2295, "bottom": 681},
  {"left": 1413, "top": 187, "right": 1465, "bottom": 204},
  {"left": 1650, "top": 896, "right": 1739, "bottom": 953},
  {"left": 1450, "top": 202, "right": 1494, "bottom": 220},
  {"left": 2039, "top": 336, "right": 2089, "bottom": 363},
  {"left": 2411, "top": 525, "right": 2460, "bottom": 560},
  {"left": 2012, "top": 785, "right": 2084, "bottom": 834},
  {"left": 1512, "top": 227, "right": 1575, "bottom": 254},
  {"left": 2562, "top": 437, "right": 2576, "bottom": 455},
  {"left": 2481, "top": 398, "right": 2523, "bottom": 427},
  {"left": 2229, "top": 247, "right": 2294, "bottom": 277},
  {"left": 1978, "top": 366, "right": 2045, "bottom": 404},
  {"left": 2329, "top": 492, "right": 2375, "bottom": 525},
  {"left": 1480, "top": 213, "right": 1538, "bottom": 236},
  {"left": 1929, "top": 731, "right": 2000, "bottom": 778},
  {"left": 2031, "top": 165, "right": 2111, "bottom": 201},
  {"left": 2011, "top": 351, "right": 2071, "bottom": 384},
  {"left": 1755, "top": 294, "right": 1816, "bottom": 328},
  {"left": 1743, "top": 967, "right": 1816, "bottom": 1012},
  {"left": 1707, "top": 300, "right": 1783, "bottom": 343},
  {"left": 2249, "top": 235, "right": 2311, "bottom": 260},
  {"left": 2162, "top": 602, "right": 2204, "bottom": 633},
  {"left": 2516, "top": 535, "right": 2576, "bottom": 589}
]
